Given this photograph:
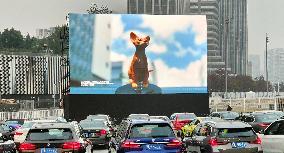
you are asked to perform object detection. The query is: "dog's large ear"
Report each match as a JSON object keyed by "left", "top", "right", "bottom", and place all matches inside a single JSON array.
[
  {"left": 130, "top": 32, "right": 138, "bottom": 43},
  {"left": 145, "top": 36, "right": 150, "bottom": 42}
]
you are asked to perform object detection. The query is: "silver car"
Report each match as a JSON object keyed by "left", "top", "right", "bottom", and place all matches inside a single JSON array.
[
  {"left": 185, "top": 121, "right": 263, "bottom": 153},
  {"left": 259, "top": 119, "right": 284, "bottom": 153}
]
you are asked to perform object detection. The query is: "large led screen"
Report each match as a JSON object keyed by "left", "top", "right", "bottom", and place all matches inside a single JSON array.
[{"left": 69, "top": 14, "right": 207, "bottom": 94}]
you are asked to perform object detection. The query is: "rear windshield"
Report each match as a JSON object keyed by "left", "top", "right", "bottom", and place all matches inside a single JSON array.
[
  {"left": 177, "top": 114, "right": 197, "bottom": 120},
  {"left": 26, "top": 128, "right": 73, "bottom": 141},
  {"left": 217, "top": 128, "right": 256, "bottom": 138},
  {"left": 129, "top": 123, "right": 174, "bottom": 138},
  {"left": 87, "top": 115, "right": 108, "bottom": 120},
  {"left": 22, "top": 122, "right": 35, "bottom": 128},
  {"left": 80, "top": 121, "right": 107, "bottom": 129},
  {"left": 129, "top": 115, "right": 149, "bottom": 119},
  {"left": 254, "top": 114, "right": 278, "bottom": 122},
  {"left": 221, "top": 112, "right": 239, "bottom": 119}
]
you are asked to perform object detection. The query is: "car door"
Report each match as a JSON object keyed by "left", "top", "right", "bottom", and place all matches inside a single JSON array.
[{"left": 261, "top": 120, "right": 284, "bottom": 153}]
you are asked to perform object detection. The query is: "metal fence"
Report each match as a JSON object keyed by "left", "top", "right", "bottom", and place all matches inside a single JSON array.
[
  {"left": 209, "top": 96, "right": 284, "bottom": 113},
  {"left": 0, "top": 109, "right": 64, "bottom": 121}
]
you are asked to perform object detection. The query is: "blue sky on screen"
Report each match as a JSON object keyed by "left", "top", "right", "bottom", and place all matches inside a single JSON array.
[{"left": 111, "top": 14, "right": 207, "bottom": 87}]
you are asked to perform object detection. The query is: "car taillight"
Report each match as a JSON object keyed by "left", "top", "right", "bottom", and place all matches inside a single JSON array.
[
  {"left": 251, "top": 136, "right": 262, "bottom": 144},
  {"left": 15, "top": 131, "right": 23, "bottom": 136},
  {"left": 19, "top": 143, "right": 36, "bottom": 151},
  {"left": 100, "top": 129, "right": 107, "bottom": 135},
  {"left": 62, "top": 142, "right": 81, "bottom": 151},
  {"left": 121, "top": 140, "right": 141, "bottom": 149},
  {"left": 209, "top": 138, "right": 218, "bottom": 146},
  {"left": 257, "top": 123, "right": 270, "bottom": 127},
  {"left": 166, "top": 139, "right": 182, "bottom": 148}
]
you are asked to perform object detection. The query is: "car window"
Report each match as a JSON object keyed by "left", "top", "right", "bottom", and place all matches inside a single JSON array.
[
  {"left": 217, "top": 127, "right": 256, "bottom": 138},
  {"left": 254, "top": 114, "right": 278, "bottom": 122},
  {"left": 129, "top": 123, "right": 174, "bottom": 138},
  {"left": 22, "top": 122, "right": 35, "bottom": 128},
  {"left": 192, "top": 124, "right": 202, "bottom": 136},
  {"left": 265, "top": 121, "right": 284, "bottom": 135},
  {"left": 26, "top": 128, "right": 73, "bottom": 141},
  {"left": 177, "top": 114, "right": 197, "bottom": 120},
  {"left": 221, "top": 112, "right": 239, "bottom": 119}
]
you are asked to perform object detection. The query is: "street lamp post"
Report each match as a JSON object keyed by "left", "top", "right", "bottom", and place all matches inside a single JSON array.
[
  {"left": 225, "top": 18, "right": 230, "bottom": 98},
  {"left": 265, "top": 33, "right": 269, "bottom": 97}
]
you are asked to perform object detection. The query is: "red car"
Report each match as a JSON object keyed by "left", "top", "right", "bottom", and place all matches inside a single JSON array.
[{"left": 170, "top": 113, "right": 197, "bottom": 135}]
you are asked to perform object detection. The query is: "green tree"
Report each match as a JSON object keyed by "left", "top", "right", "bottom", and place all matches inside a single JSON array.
[
  {"left": 87, "top": 3, "right": 112, "bottom": 14},
  {"left": 24, "top": 33, "right": 33, "bottom": 49},
  {"left": 0, "top": 32, "right": 2, "bottom": 49},
  {"left": 0, "top": 28, "right": 24, "bottom": 49}
]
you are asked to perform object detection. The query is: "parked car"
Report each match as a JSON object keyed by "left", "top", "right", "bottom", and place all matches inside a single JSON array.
[
  {"left": 209, "top": 111, "right": 240, "bottom": 120},
  {"left": 109, "top": 118, "right": 182, "bottom": 153},
  {"left": 254, "top": 110, "right": 284, "bottom": 119},
  {"left": 0, "top": 122, "right": 13, "bottom": 141},
  {"left": 0, "top": 133, "right": 16, "bottom": 153},
  {"left": 258, "top": 119, "right": 284, "bottom": 153},
  {"left": 4, "top": 120, "right": 22, "bottom": 130},
  {"left": 14, "top": 120, "right": 59, "bottom": 149},
  {"left": 86, "top": 114, "right": 115, "bottom": 130},
  {"left": 181, "top": 117, "right": 224, "bottom": 138},
  {"left": 19, "top": 122, "right": 91, "bottom": 153},
  {"left": 127, "top": 114, "right": 150, "bottom": 120},
  {"left": 79, "top": 119, "right": 111, "bottom": 148},
  {"left": 239, "top": 113, "right": 278, "bottom": 133},
  {"left": 185, "top": 121, "right": 263, "bottom": 153},
  {"left": 170, "top": 113, "right": 197, "bottom": 135}
]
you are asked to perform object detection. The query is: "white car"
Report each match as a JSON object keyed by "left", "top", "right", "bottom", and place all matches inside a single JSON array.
[
  {"left": 13, "top": 120, "right": 58, "bottom": 148},
  {"left": 259, "top": 119, "right": 284, "bottom": 153}
]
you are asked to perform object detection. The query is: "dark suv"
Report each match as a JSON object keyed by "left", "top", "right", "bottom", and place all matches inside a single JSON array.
[
  {"left": 109, "top": 118, "right": 182, "bottom": 153},
  {"left": 19, "top": 122, "right": 91, "bottom": 153},
  {"left": 185, "top": 121, "right": 263, "bottom": 153}
]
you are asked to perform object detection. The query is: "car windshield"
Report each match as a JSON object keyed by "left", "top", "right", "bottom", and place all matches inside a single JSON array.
[
  {"left": 254, "top": 114, "right": 278, "bottom": 122},
  {"left": 177, "top": 114, "right": 197, "bottom": 120},
  {"left": 22, "top": 122, "right": 35, "bottom": 128},
  {"left": 217, "top": 128, "right": 256, "bottom": 138},
  {"left": 129, "top": 115, "right": 149, "bottom": 119},
  {"left": 5, "top": 121, "right": 19, "bottom": 124},
  {"left": 129, "top": 123, "right": 175, "bottom": 138},
  {"left": 79, "top": 121, "right": 107, "bottom": 129},
  {"left": 26, "top": 128, "right": 73, "bottom": 141},
  {"left": 221, "top": 112, "right": 239, "bottom": 119},
  {"left": 87, "top": 115, "right": 108, "bottom": 120}
]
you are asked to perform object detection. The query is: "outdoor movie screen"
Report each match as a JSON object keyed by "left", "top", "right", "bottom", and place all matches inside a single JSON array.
[{"left": 69, "top": 14, "right": 207, "bottom": 94}]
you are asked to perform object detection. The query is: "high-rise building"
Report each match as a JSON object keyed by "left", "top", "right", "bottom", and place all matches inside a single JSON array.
[
  {"left": 69, "top": 14, "right": 112, "bottom": 86},
  {"left": 219, "top": 0, "right": 248, "bottom": 75},
  {"left": 183, "top": 0, "right": 224, "bottom": 73},
  {"left": 249, "top": 54, "right": 261, "bottom": 79},
  {"left": 128, "top": 0, "right": 186, "bottom": 14},
  {"left": 35, "top": 27, "right": 56, "bottom": 39},
  {"left": 268, "top": 48, "right": 284, "bottom": 83},
  {"left": 247, "top": 61, "right": 252, "bottom": 77},
  {"left": 0, "top": 53, "right": 69, "bottom": 95}
]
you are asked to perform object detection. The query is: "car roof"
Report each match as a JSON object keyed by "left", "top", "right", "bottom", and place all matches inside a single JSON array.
[
  {"left": 31, "top": 122, "right": 73, "bottom": 129},
  {"left": 130, "top": 118, "right": 170, "bottom": 124},
  {"left": 205, "top": 121, "right": 251, "bottom": 128}
]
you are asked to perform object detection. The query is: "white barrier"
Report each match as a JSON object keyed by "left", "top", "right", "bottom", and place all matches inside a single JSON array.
[{"left": 0, "top": 109, "right": 64, "bottom": 121}]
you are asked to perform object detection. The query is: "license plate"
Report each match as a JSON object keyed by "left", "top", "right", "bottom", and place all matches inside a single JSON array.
[
  {"left": 41, "top": 148, "right": 57, "bottom": 153},
  {"left": 231, "top": 142, "right": 247, "bottom": 148},
  {"left": 91, "top": 133, "right": 99, "bottom": 137},
  {"left": 84, "top": 133, "right": 89, "bottom": 138},
  {"left": 146, "top": 144, "right": 162, "bottom": 151}
]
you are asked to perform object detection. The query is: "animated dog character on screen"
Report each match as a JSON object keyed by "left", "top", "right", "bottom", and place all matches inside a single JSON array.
[{"left": 128, "top": 32, "right": 152, "bottom": 88}]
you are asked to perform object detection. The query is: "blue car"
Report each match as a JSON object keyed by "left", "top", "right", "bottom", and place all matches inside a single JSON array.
[{"left": 109, "top": 118, "right": 182, "bottom": 153}]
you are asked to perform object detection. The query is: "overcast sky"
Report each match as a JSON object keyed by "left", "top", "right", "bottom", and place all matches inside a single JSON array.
[
  {"left": 0, "top": 0, "right": 127, "bottom": 36},
  {"left": 0, "top": 0, "right": 283, "bottom": 56}
]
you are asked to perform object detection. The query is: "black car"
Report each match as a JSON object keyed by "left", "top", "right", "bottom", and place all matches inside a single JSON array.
[
  {"left": 19, "top": 122, "right": 91, "bottom": 153},
  {"left": 185, "top": 121, "right": 263, "bottom": 153},
  {"left": 79, "top": 119, "right": 111, "bottom": 148},
  {"left": 239, "top": 113, "right": 278, "bottom": 133},
  {"left": 109, "top": 118, "right": 182, "bottom": 153},
  {"left": 0, "top": 123, "right": 13, "bottom": 141},
  {"left": 0, "top": 133, "right": 16, "bottom": 153}
]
